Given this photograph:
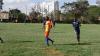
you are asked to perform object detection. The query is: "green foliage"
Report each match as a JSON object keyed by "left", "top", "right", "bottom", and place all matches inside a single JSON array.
[
  {"left": 86, "top": 6, "right": 100, "bottom": 24},
  {"left": 88, "top": 5, "right": 100, "bottom": 16},
  {"left": 18, "top": 13, "right": 26, "bottom": 23},
  {"left": 61, "top": 1, "right": 89, "bottom": 18},
  {"left": 29, "top": 8, "right": 41, "bottom": 23},
  {"left": 9, "top": 9, "right": 26, "bottom": 23},
  {"left": 61, "top": 1, "right": 100, "bottom": 24},
  {"left": 37, "top": 15, "right": 42, "bottom": 23}
]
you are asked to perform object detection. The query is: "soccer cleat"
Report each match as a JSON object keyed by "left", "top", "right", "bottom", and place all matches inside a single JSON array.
[
  {"left": 52, "top": 41, "right": 54, "bottom": 45},
  {"left": 0, "top": 40, "right": 4, "bottom": 43},
  {"left": 0, "top": 37, "right": 3, "bottom": 43},
  {"left": 47, "top": 43, "right": 50, "bottom": 46}
]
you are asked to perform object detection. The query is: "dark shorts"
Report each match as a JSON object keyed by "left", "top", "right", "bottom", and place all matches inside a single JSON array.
[{"left": 75, "top": 28, "right": 80, "bottom": 35}]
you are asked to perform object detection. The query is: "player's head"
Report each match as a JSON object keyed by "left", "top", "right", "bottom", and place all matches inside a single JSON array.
[
  {"left": 46, "top": 16, "right": 50, "bottom": 21},
  {"left": 73, "top": 18, "right": 78, "bottom": 22},
  {"left": 75, "top": 4, "right": 79, "bottom": 8}
]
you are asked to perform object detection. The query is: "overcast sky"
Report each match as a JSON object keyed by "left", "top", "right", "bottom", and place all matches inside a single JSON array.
[{"left": 3, "top": 0, "right": 97, "bottom": 14}]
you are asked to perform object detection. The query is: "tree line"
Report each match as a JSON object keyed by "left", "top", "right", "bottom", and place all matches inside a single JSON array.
[
  {"left": 3, "top": 1, "right": 100, "bottom": 24},
  {"left": 61, "top": 0, "right": 100, "bottom": 24}
]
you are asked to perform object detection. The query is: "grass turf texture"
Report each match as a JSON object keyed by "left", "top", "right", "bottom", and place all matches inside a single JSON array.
[{"left": 0, "top": 23, "right": 100, "bottom": 56}]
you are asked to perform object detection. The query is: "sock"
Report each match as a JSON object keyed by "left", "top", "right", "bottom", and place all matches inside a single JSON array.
[{"left": 46, "top": 37, "right": 49, "bottom": 46}]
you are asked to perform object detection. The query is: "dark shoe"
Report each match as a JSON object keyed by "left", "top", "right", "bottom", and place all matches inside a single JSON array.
[
  {"left": 1, "top": 41, "right": 4, "bottom": 43},
  {"left": 52, "top": 41, "right": 54, "bottom": 45},
  {"left": 78, "top": 42, "right": 80, "bottom": 45},
  {"left": 1, "top": 40, "right": 4, "bottom": 43},
  {"left": 0, "top": 37, "right": 4, "bottom": 43}
]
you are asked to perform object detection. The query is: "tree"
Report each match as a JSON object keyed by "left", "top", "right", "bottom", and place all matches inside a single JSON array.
[
  {"left": 29, "top": 8, "right": 41, "bottom": 23},
  {"left": 18, "top": 13, "right": 26, "bottom": 23},
  {"left": 61, "top": 1, "right": 89, "bottom": 18},
  {"left": 9, "top": 9, "right": 26, "bottom": 23},
  {"left": 87, "top": 5, "right": 100, "bottom": 23}
]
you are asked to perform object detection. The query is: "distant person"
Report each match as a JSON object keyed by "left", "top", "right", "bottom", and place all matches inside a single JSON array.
[
  {"left": 50, "top": 17, "right": 56, "bottom": 27},
  {"left": 72, "top": 18, "right": 81, "bottom": 44},
  {"left": 53, "top": 20, "right": 56, "bottom": 27},
  {"left": 52, "top": 19, "right": 56, "bottom": 27},
  {"left": 44, "top": 16, "right": 54, "bottom": 46},
  {"left": 0, "top": 37, "right": 3, "bottom": 43},
  {"left": 42, "top": 17, "right": 46, "bottom": 29},
  {"left": 49, "top": 19, "right": 54, "bottom": 27}
]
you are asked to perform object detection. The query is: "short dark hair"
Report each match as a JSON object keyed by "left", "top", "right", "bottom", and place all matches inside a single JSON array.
[{"left": 46, "top": 16, "right": 49, "bottom": 21}]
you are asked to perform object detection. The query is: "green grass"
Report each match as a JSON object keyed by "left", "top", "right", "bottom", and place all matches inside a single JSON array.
[{"left": 0, "top": 23, "right": 100, "bottom": 56}]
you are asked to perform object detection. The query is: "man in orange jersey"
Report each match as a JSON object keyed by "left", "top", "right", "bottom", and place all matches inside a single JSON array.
[{"left": 44, "top": 16, "right": 54, "bottom": 46}]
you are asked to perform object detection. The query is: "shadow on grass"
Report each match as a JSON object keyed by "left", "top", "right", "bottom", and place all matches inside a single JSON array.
[
  {"left": 87, "top": 41, "right": 100, "bottom": 44},
  {"left": 5, "top": 40, "right": 33, "bottom": 43},
  {"left": 53, "top": 31, "right": 65, "bottom": 33},
  {"left": 19, "top": 41, "right": 33, "bottom": 43},
  {"left": 54, "top": 43, "right": 91, "bottom": 46}
]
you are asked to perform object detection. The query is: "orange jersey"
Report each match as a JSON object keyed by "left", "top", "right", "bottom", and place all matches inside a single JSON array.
[{"left": 45, "top": 20, "right": 53, "bottom": 32}]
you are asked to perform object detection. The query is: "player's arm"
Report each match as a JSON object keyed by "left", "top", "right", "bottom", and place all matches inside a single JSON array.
[{"left": 72, "top": 22, "right": 76, "bottom": 28}]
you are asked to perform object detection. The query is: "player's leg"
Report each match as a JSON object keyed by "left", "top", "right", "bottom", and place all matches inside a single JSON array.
[
  {"left": 47, "top": 37, "right": 54, "bottom": 44},
  {"left": 45, "top": 32, "right": 49, "bottom": 46},
  {"left": 0, "top": 37, "right": 3, "bottom": 43},
  {"left": 47, "top": 31, "right": 54, "bottom": 44},
  {"left": 76, "top": 29, "right": 80, "bottom": 43},
  {"left": 53, "top": 21, "right": 55, "bottom": 27},
  {"left": 46, "top": 38, "right": 49, "bottom": 46}
]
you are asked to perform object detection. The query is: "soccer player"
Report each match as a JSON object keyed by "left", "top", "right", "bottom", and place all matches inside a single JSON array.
[
  {"left": 44, "top": 16, "right": 54, "bottom": 46},
  {"left": 72, "top": 18, "right": 81, "bottom": 44},
  {"left": 0, "top": 37, "right": 3, "bottom": 43}
]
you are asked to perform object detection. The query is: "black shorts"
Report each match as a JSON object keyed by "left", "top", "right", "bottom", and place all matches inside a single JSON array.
[{"left": 75, "top": 28, "right": 80, "bottom": 35}]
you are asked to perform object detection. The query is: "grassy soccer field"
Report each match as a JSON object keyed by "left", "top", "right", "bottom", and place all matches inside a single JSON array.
[{"left": 0, "top": 23, "right": 100, "bottom": 56}]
